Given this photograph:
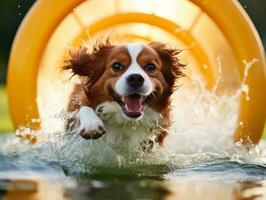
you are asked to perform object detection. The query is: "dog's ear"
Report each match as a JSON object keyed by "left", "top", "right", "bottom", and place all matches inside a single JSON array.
[
  {"left": 148, "top": 42, "right": 185, "bottom": 87},
  {"left": 63, "top": 41, "right": 113, "bottom": 85}
]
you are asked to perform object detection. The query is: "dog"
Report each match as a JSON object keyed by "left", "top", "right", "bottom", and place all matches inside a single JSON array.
[{"left": 63, "top": 41, "right": 184, "bottom": 149}]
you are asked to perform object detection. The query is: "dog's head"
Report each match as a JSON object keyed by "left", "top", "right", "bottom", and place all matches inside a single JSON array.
[{"left": 64, "top": 41, "right": 184, "bottom": 120}]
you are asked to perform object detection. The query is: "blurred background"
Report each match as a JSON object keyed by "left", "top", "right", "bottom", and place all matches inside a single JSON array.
[{"left": 0, "top": 0, "right": 265, "bottom": 132}]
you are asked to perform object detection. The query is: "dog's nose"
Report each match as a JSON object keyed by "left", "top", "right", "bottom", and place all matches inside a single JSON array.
[{"left": 126, "top": 74, "right": 144, "bottom": 88}]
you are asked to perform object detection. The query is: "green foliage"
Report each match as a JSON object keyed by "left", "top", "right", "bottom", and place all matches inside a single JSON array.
[
  {"left": 263, "top": 123, "right": 266, "bottom": 139},
  {"left": 0, "top": 0, "right": 35, "bottom": 83},
  {"left": 0, "top": 85, "right": 13, "bottom": 132}
]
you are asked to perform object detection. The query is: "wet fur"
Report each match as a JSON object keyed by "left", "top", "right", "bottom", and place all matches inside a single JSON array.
[{"left": 64, "top": 41, "right": 184, "bottom": 147}]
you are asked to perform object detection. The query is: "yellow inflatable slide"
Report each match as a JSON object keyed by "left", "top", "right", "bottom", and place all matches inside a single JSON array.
[{"left": 7, "top": 0, "right": 266, "bottom": 144}]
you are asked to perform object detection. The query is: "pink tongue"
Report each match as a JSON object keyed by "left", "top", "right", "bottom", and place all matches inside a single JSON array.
[{"left": 124, "top": 96, "right": 142, "bottom": 112}]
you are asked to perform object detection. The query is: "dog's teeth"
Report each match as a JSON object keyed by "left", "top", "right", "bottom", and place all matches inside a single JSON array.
[
  {"left": 122, "top": 96, "right": 125, "bottom": 102},
  {"left": 125, "top": 104, "right": 129, "bottom": 111},
  {"left": 141, "top": 96, "right": 146, "bottom": 103}
]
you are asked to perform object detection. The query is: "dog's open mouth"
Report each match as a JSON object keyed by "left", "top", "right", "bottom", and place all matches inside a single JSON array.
[{"left": 113, "top": 93, "right": 151, "bottom": 118}]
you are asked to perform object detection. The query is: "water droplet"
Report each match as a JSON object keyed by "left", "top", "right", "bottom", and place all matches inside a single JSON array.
[
  {"left": 203, "top": 64, "right": 208, "bottom": 69},
  {"left": 235, "top": 138, "right": 243, "bottom": 147},
  {"left": 32, "top": 118, "right": 41, "bottom": 123}
]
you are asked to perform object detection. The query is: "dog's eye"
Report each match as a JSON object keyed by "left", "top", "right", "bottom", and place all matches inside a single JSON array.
[
  {"left": 112, "top": 62, "right": 123, "bottom": 71},
  {"left": 145, "top": 64, "right": 156, "bottom": 72}
]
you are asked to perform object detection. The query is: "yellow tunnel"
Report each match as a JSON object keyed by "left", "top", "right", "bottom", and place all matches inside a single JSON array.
[{"left": 7, "top": 0, "right": 266, "bottom": 143}]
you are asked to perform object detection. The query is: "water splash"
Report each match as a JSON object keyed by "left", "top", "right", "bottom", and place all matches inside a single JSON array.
[{"left": 0, "top": 59, "right": 265, "bottom": 178}]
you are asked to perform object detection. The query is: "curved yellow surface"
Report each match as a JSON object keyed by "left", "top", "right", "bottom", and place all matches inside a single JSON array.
[{"left": 7, "top": 0, "right": 266, "bottom": 143}]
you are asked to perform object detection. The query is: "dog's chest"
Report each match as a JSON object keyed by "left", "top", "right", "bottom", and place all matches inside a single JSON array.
[{"left": 96, "top": 102, "right": 162, "bottom": 148}]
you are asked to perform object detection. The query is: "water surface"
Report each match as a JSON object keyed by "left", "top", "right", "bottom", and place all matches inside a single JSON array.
[{"left": 1, "top": 132, "right": 266, "bottom": 200}]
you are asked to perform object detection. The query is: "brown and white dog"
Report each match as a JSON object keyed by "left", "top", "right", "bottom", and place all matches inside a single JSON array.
[{"left": 64, "top": 41, "right": 184, "bottom": 149}]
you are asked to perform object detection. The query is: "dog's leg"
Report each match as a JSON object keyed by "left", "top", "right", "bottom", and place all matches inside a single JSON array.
[
  {"left": 77, "top": 106, "right": 106, "bottom": 139},
  {"left": 64, "top": 110, "right": 78, "bottom": 132}
]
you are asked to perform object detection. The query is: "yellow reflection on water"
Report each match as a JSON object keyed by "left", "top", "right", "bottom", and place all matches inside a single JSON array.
[{"left": 2, "top": 179, "right": 266, "bottom": 200}]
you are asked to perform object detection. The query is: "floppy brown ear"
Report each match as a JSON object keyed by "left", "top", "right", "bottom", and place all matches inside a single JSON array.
[
  {"left": 63, "top": 41, "right": 113, "bottom": 85},
  {"left": 148, "top": 42, "right": 185, "bottom": 87}
]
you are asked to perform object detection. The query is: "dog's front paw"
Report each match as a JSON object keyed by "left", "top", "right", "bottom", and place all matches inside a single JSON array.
[
  {"left": 65, "top": 116, "right": 77, "bottom": 132},
  {"left": 78, "top": 120, "right": 106, "bottom": 140}
]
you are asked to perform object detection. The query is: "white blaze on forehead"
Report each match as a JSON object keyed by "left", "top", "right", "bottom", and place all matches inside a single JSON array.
[
  {"left": 115, "top": 43, "right": 153, "bottom": 96},
  {"left": 126, "top": 43, "right": 143, "bottom": 62},
  {"left": 124, "top": 43, "right": 146, "bottom": 76}
]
